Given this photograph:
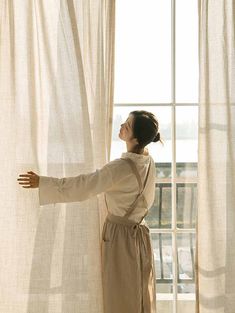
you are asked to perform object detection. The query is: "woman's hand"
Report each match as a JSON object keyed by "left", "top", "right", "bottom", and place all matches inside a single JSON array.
[{"left": 17, "top": 171, "right": 39, "bottom": 188}]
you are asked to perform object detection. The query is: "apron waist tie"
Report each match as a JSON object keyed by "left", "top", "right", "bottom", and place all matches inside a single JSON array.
[{"left": 106, "top": 212, "right": 150, "bottom": 249}]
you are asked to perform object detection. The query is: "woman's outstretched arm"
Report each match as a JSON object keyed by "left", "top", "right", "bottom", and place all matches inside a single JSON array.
[{"left": 17, "top": 159, "right": 131, "bottom": 206}]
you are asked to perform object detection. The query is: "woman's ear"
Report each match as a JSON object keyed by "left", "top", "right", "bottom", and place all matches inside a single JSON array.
[{"left": 133, "top": 137, "right": 139, "bottom": 145}]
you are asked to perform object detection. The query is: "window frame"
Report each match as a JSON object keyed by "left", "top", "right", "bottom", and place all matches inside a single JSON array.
[{"left": 113, "top": 1, "right": 198, "bottom": 312}]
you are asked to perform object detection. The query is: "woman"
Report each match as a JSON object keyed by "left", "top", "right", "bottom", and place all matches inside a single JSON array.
[{"left": 17, "top": 110, "right": 163, "bottom": 313}]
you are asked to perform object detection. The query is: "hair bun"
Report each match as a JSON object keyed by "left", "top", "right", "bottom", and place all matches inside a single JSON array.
[{"left": 153, "top": 132, "right": 160, "bottom": 142}]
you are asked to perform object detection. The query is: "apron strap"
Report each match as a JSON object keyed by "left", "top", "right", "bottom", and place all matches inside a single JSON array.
[
  {"left": 120, "top": 157, "right": 143, "bottom": 193},
  {"left": 120, "top": 157, "right": 152, "bottom": 219}
]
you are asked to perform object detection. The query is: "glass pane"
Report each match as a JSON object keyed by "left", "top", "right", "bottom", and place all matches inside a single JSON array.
[
  {"left": 177, "top": 233, "right": 196, "bottom": 293},
  {"left": 156, "top": 162, "right": 172, "bottom": 180},
  {"left": 151, "top": 233, "right": 173, "bottom": 292},
  {"left": 146, "top": 183, "right": 172, "bottom": 229},
  {"left": 176, "top": 0, "right": 199, "bottom": 103},
  {"left": 176, "top": 106, "right": 198, "bottom": 177},
  {"left": 177, "top": 184, "right": 197, "bottom": 229},
  {"left": 110, "top": 106, "right": 172, "bottom": 164},
  {"left": 114, "top": 0, "right": 171, "bottom": 103}
]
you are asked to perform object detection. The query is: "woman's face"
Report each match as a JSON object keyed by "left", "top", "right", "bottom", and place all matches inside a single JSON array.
[{"left": 119, "top": 114, "right": 136, "bottom": 142}]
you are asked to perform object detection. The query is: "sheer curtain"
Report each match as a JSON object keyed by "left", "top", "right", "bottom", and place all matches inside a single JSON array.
[
  {"left": 196, "top": 1, "right": 235, "bottom": 312},
  {"left": 0, "top": 1, "right": 115, "bottom": 312}
]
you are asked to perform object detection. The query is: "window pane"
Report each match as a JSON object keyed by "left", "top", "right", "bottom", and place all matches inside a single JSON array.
[
  {"left": 176, "top": 106, "right": 198, "bottom": 178},
  {"left": 146, "top": 183, "right": 172, "bottom": 229},
  {"left": 177, "top": 233, "right": 196, "bottom": 297},
  {"left": 110, "top": 106, "right": 172, "bottom": 164},
  {"left": 177, "top": 184, "right": 197, "bottom": 229},
  {"left": 147, "top": 175, "right": 198, "bottom": 231},
  {"left": 151, "top": 233, "right": 173, "bottom": 292},
  {"left": 114, "top": 0, "right": 171, "bottom": 103},
  {"left": 176, "top": 0, "right": 199, "bottom": 103}
]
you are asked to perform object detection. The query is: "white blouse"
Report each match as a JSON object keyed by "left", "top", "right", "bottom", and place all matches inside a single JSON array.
[{"left": 38, "top": 151, "right": 156, "bottom": 223}]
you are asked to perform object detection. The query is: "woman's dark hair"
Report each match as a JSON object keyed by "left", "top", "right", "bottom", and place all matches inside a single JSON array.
[{"left": 129, "top": 110, "right": 164, "bottom": 153}]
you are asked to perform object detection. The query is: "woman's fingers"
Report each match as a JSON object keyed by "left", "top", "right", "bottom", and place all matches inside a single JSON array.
[
  {"left": 18, "top": 174, "right": 32, "bottom": 181},
  {"left": 18, "top": 173, "right": 38, "bottom": 178},
  {"left": 17, "top": 171, "right": 39, "bottom": 188},
  {"left": 18, "top": 171, "right": 37, "bottom": 175},
  {"left": 18, "top": 175, "right": 31, "bottom": 178}
]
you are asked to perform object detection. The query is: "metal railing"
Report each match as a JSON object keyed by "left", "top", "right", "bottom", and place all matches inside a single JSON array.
[{"left": 148, "top": 162, "right": 197, "bottom": 291}]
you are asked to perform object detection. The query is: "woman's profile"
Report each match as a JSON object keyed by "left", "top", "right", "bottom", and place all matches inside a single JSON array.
[{"left": 17, "top": 110, "right": 163, "bottom": 313}]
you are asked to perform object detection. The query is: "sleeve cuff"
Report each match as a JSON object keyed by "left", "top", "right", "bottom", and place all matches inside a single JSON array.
[{"left": 38, "top": 176, "right": 58, "bottom": 206}]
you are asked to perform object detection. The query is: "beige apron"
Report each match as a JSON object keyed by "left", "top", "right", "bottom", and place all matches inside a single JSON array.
[{"left": 101, "top": 157, "right": 157, "bottom": 313}]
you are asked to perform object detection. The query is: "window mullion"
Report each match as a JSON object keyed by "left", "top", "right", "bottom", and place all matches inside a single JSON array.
[{"left": 171, "top": 1, "right": 178, "bottom": 313}]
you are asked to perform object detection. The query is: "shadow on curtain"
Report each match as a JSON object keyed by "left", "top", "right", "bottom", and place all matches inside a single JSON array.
[{"left": 0, "top": 0, "right": 115, "bottom": 312}]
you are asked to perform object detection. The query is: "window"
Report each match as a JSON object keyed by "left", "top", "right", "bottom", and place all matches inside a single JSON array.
[{"left": 110, "top": 1, "right": 198, "bottom": 313}]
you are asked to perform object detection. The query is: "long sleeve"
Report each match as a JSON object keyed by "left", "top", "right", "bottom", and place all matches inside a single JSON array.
[{"left": 38, "top": 159, "right": 131, "bottom": 206}]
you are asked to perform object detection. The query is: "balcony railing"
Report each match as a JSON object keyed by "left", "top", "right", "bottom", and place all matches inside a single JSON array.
[{"left": 146, "top": 162, "right": 197, "bottom": 294}]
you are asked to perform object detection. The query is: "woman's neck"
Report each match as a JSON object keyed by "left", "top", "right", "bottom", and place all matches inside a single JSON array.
[
  {"left": 126, "top": 141, "right": 149, "bottom": 155},
  {"left": 126, "top": 147, "right": 149, "bottom": 155}
]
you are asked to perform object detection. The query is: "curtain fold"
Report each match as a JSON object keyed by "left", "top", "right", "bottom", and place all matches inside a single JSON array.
[
  {"left": 0, "top": 0, "right": 115, "bottom": 312},
  {"left": 196, "top": 1, "right": 235, "bottom": 312}
]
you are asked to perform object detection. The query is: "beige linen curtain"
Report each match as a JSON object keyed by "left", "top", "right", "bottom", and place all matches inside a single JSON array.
[
  {"left": 196, "top": 1, "right": 235, "bottom": 312},
  {"left": 0, "top": 0, "right": 115, "bottom": 312}
]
